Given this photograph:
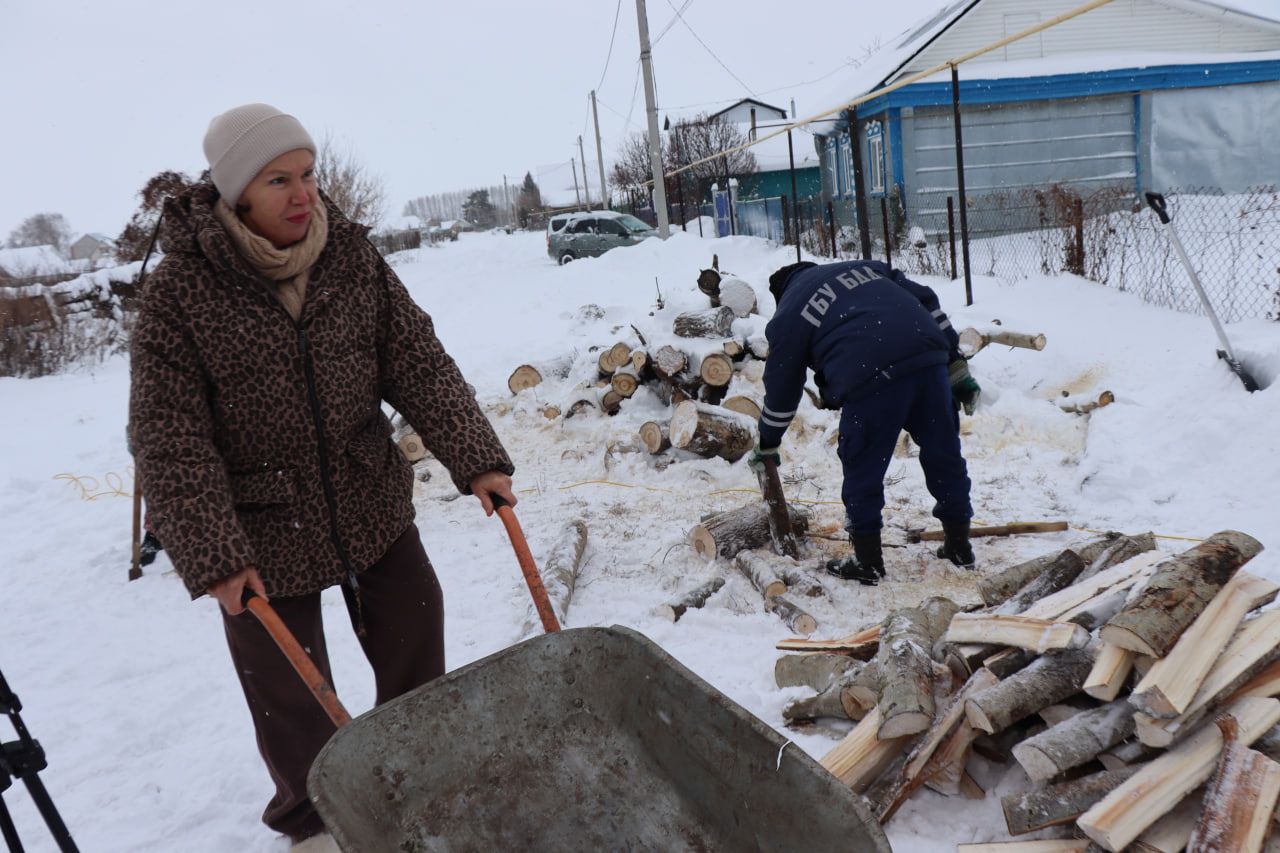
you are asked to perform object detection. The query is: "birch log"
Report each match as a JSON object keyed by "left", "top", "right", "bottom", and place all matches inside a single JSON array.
[
  {"left": 958, "top": 326, "right": 1047, "bottom": 355},
  {"left": 652, "top": 345, "right": 688, "bottom": 381},
  {"left": 1101, "top": 530, "right": 1264, "bottom": 657},
  {"left": 1133, "top": 791, "right": 1201, "bottom": 852},
  {"left": 721, "top": 395, "right": 762, "bottom": 421},
  {"left": 1134, "top": 610, "right": 1280, "bottom": 747},
  {"left": 819, "top": 707, "right": 911, "bottom": 793},
  {"left": 774, "top": 652, "right": 861, "bottom": 690},
  {"left": 977, "top": 532, "right": 1148, "bottom": 607},
  {"left": 690, "top": 502, "right": 810, "bottom": 559},
  {"left": 669, "top": 401, "right": 755, "bottom": 462},
  {"left": 717, "top": 277, "right": 757, "bottom": 317},
  {"left": 1077, "top": 696, "right": 1280, "bottom": 851},
  {"left": 673, "top": 305, "right": 735, "bottom": 338},
  {"left": 696, "top": 351, "right": 734, "bottom": 389},
  {"left": 956, "top": 844, "right": 1090, "bottom": 853},
  {"left": 520, "top": 520, "right": 587, "bottom": 635},
  {"left": 873, "top": 597, "right": 960, "bottom": 739},
  {"left": 609, "top": 365, "right": 640, "bottom": 398},
  {"left": 507, "top": 364, "right": 543, "bottom": 394},
  {"left": 877, "top": 668, "right": 998, "bottom": 822},
  {"left": 1058, "top": 389, "right": 1115, "bottom": 415},
  {"left": 1011, "top": 699, "right": 1136, "bottom": 781},
  {"left": 965, "top": 648, "right": 1095, "bottom": 735},
  {"left": 767, "top": 594, "right": 817, "bottom": 636},
  {"left": 783, "top": 664, "right": 866, "bottom": 722},
  {"left": 1185, "top": 717, "right": 1280, "bottom": 853},
  {"left": 1075, "top": 530, "right": 1158, "bottom": 583},
  {"left": 945, "top": 614, "right": 1090, "bottom": 653},
  {"left": 659, "top": 577, "right": 724, "bottom": 623},
  {"left": 1131, "top": 571, "right": 1279, "bottom": 718},
  {"left": 994, "top": 550, "right": 1087, "bottom": 615},
  {"left": 638, "top": 421, "right": 670, "bottom": 454},
  {"left": 1001, "top": 767, "right": 1140, "bottom": 835},
  {"left": 734, "top": 549, "right": 788, "bottom": 599},
  {"left": 1084, "top": 643, "right": 1136, "bottom": 702}
]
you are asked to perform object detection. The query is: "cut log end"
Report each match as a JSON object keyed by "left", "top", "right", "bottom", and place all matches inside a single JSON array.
[
  {"left": 722, "top": 395, "right": 762, "bottom": 420},
  {"left": 507, "top": 364, "right": 543, "bottom": 394},
  {"left": 879, "top": 712, "right": 932, "bottom": 740},
  {"left": 699, "top": 352, "right": 734, "bottom": 387},
  {"left": 638, "top": 421, "right": 670, "bottom": 454}
]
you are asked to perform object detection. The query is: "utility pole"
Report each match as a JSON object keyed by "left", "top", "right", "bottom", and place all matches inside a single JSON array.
[
  {"left": 571, "top": 158, "right": 583, "bottom": 209},
  {"left": 591, "top": 90, "right": 608, "bottom": 208},
  {"left": 578, "top": 135, "right": 591, "bottom": 208},
  {"left": 635, "top": 0, "right": 670, "bottom": 237}
]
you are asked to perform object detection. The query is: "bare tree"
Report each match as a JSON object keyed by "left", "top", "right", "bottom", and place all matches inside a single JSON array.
[
  {"left": 115, "top": 170, "right": 202, "bottom": 262},
  {"left": 8, "top": 213, "right": 73, "bottom": 255},
  {"left": 315, "top": 133, "right": 387, "bottom": 231},
  {"left": 611, "top": 113, "right": 757, "bottom": 217}
]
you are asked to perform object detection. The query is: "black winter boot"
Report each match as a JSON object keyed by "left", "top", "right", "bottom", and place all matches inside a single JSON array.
[
  {"left": 139, "top": 531, "right": 164, "bottom": 567},
  {"left": 826, "top": 534, "right": 885, "bottom": 585},
  {"left": 936, "top": 520, "right": 975, "bottom": 570}
]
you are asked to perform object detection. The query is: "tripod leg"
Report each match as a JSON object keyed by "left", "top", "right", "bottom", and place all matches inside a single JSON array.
[
  {"left": 0, "top": 795, "right": 25, "bottom": 853},
  {"left": 20, "top": 776, "right": 76, "bottom": 853}
]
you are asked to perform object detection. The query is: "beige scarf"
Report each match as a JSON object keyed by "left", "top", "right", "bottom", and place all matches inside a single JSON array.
[{"left": 215, "top": 197, "right": 329, "bottom": 321}]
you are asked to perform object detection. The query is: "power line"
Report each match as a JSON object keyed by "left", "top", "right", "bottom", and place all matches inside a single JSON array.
[
  {"left": 595, "top": 0, "right": 624, "bottom": 92},
  {"left": 663, "top": 0, "right": 755, "bottom": 98},
  {"left": 621, "top": 59, "right": 643, "bottom": 136},
  {"left": 651, "top": 0, "right": 694, "bottom": 46}
]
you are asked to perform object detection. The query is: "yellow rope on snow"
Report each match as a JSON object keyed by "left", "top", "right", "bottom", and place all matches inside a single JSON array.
[{"left": 53, "top": 471, "right": 133, "bottom": 501}]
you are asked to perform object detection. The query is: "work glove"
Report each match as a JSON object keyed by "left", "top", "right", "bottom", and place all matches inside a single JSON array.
[
  {"left": 746, "top": 444, "right": 780, "bottom": 474},
  {"left": 949, "top": 359, "right": 981, "bottom": 416}
]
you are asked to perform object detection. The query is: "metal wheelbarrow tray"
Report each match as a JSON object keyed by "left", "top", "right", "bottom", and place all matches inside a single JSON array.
[{"left": 309, "top": 625, "right": 890, "bottom": 852}]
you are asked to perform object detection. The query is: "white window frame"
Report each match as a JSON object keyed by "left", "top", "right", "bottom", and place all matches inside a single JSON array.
[{"left": 867, "top": 121, "right": 886, "bottom": 195}]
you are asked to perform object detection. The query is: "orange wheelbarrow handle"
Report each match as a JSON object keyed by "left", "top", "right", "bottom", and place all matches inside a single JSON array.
[{"left": 491, "top": 495, "right": 561, "bottom": 634}]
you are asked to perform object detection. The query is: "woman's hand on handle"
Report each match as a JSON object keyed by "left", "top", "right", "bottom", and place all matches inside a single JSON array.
[
  {"left": 469, "top": 471, "right": 516, "bottom": 517},
  {"left": 208, "top": 566, "right": 268, "bottom": 615}
]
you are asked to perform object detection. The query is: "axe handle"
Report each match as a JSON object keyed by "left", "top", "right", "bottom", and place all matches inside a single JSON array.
[{"left": 758, "top": 457, "right": 800, "bottom": 559}]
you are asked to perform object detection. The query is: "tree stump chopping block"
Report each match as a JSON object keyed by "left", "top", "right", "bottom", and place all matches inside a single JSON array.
[{"left": 669, "top": 401, "right": 754, "bottom": 462}]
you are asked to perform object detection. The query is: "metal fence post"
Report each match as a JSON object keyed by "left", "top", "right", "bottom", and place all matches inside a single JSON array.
[
  {"left": 845, "top": 106, "right": 873, "bottom": 260},
  {"left": 880, "top": 196, "right": 892, "bottom": 267},
  {"left": 787, "top": 128, "right": 802, "bottom": 264},
  {"left": 826, "top": 201, "right": 837, "bottom": 258},
  {"left": 950, "top": 64, "right": 974, "bottom": 305},
  {"left": 1071, "top": 196, "right": 1085, "bottom": 276},
  {"left": 947, "top": 196, "right": 958, "bottom": 280}
]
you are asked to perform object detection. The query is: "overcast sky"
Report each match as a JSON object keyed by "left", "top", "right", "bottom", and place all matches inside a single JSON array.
[{"left": 1, "top": 0, "right": 947, "bottom": 238}]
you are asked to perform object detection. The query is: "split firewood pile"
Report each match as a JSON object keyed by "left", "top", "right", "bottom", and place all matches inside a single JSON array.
[{"left": 774, "top": 530, "right": 1280, "bottom": 852}]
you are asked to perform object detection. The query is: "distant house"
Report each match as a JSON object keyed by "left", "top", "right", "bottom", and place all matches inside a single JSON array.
[
  {"left": 809, "top": 0, "right": 1280, "bottom": 234},
  {"left": 708, "top": 98, "right": 787, "bottom": 141},
  {"left": 68, "top": 233, "right": 115, "bottom": 267},
  {"left": 0, "top": 245, "right": 76, "bottom": 283},
  {"left": 700, "top": 98, "right": 823, "bottom": 202}
]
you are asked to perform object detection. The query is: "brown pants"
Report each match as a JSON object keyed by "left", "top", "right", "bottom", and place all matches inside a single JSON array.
[{"left": 221, "top": 525, "right": 444, "bottom": 841}]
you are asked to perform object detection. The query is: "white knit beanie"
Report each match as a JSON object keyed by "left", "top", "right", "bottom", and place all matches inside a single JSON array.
[{"left": 203, "top": 104, "right": 316, "bottom": 205}]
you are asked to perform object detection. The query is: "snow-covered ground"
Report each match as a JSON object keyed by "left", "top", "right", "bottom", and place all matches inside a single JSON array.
[{"left": 2, "top": 229, "right": 1279, "bottom": 851}]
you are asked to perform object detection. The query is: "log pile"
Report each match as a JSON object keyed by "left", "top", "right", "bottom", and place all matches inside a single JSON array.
[
  {"left": 501, "top": 262, "right": 777, "bottom": 465},
  {"left": 774, "top": 530, "right": 1280, "bottom": 851}
]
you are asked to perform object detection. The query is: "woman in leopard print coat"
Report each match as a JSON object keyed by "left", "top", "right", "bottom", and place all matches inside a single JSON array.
[{"left": 128, "top": 104, "right": 515, "bottom": 846}]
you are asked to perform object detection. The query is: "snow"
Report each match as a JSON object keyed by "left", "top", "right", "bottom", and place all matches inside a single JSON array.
[
  {"left": 0, "top": 245, "right": 74, "bottom": 278},
  {"left": 2, "top": 228, "right": 1280, "bottom": 850}
]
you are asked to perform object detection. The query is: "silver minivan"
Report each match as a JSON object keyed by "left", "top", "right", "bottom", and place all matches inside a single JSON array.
[{"left": 547, "top": 212, "right": 656, "bottom": 265}]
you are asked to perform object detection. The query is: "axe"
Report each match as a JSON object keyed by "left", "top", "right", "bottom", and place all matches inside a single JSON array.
[{"left": 756, "top": 456, "right": 799, "bottom": 559}]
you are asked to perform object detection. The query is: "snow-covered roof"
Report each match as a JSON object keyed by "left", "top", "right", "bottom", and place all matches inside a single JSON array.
[
  {"left": 0, "top": 245, "right": 74, "bottom": 277},
  {"left": 747, "top": 127, "right": 821, "bottom": 172},
  {"left": 794, "top": 0, "right": 1280, "bottom": 135},
  {"left": 384, "top": 215, "right": 423, "bottom": 232},
  {"left": 708, "top": 98, "right": 789, "bottom": 122}
]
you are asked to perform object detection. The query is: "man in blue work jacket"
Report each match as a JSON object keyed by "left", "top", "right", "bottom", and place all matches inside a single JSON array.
[{"left": 747, "top": 260, "right": 980, "bottom": 584}]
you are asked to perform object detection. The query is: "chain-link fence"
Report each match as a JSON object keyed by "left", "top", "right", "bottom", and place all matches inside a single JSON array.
[{"left": 712, "top": 184, "right": 1280, "bottom": 322}]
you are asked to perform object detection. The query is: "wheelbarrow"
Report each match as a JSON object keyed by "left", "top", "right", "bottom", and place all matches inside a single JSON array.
[{"left": 249, "top": 502, "right": 890, "bottom": 852}]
